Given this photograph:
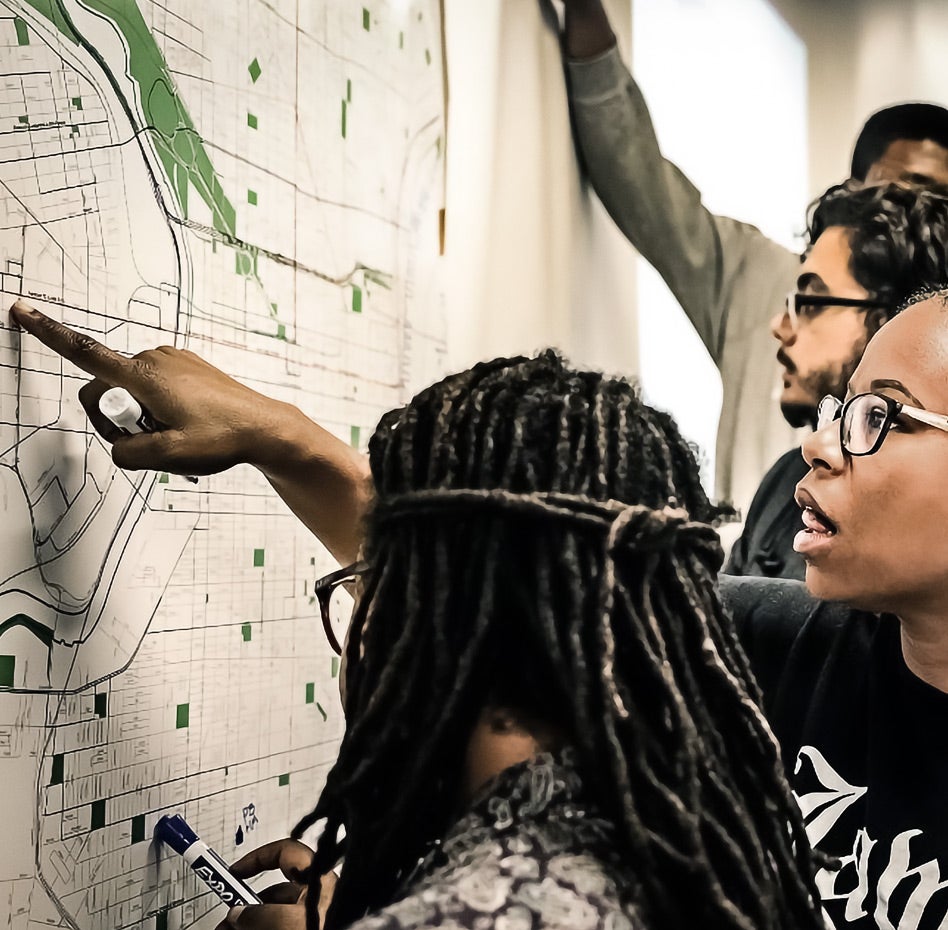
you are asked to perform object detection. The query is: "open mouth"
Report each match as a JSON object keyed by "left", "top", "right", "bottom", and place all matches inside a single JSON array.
[{"left": 801, "top": 505, "right": 837, "bottom": 537}]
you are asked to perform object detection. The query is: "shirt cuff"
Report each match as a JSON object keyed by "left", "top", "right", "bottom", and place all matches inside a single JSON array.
[{"left": 566, "top": 44, "right": 629, "bottom": 105}]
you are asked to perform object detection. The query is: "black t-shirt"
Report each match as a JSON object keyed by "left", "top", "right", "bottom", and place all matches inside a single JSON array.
[
  {"left": 721, "top": 575, "right": 948, "bottom": 930},
  {"left": 725, "top": 446, "right": 809, "bottom": 580}
]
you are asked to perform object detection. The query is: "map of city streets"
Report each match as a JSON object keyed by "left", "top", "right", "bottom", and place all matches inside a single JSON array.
[{"left": 0, "top": 2, "right": 446, "bottom": 928}]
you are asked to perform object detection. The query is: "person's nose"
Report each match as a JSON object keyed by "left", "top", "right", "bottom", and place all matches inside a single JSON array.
[
  {"left": 770, "top": 306, "right": 796, "bottom": 345},
  {"left": 802, "top": 418, "right": 846, "bottom": 474}
]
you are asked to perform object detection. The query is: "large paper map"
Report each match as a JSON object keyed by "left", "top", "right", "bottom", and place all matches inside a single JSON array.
[{"left": 0, "top": 2, "right": 446, "bottom": 927}]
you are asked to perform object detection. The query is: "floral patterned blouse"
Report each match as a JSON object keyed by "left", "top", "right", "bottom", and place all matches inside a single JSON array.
[{"left": 350, "top": 751, "right": 641, "bottom": 930}]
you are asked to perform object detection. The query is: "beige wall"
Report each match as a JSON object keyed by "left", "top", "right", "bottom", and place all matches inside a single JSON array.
[
  {"left": 771, "top": 0, "right": 948, "bottom": 199},
  {"left": 440, "top": 0, "right": 640, "bottom": 379}
]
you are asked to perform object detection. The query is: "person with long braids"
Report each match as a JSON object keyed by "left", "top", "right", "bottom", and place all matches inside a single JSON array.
[{"left": 6, "top": 302, "right": 828, "bottom": 930}]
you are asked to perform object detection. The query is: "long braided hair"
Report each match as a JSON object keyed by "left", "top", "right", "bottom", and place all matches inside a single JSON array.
[{"left": 293, "top": 351, "right": 824, "bottom": 930}]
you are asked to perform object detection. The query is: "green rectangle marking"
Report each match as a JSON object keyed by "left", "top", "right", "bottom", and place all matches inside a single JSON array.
[
  {"left": 131, "top": 814, "right": 146, "bottom": 843},
  {"left": 248, "top": 57, "right": 261, "bottom": 83},
  {"left": 305, "top": 682, "right": 314, "bottom": 704},
  {"left": 341, "top": 99, "right": 347, "bottom": 139},
  {"left": 425, "top": 48, "right": 431, "bottom": 66},
  {"left": 91, "top": 799, "right": 106, "bottom": 830},
  {"left": 50, "top": 753, "right": 64, "bottom": 786},
  {"left": 331, "top": 656, "right": 340, "bottom": 679},
  {"left": 399, "top": 31, "right": 404, "bottom": 49},
  {"left": 176, "top": 703, "right": 189, "bottom": 729},
  {"left": 276, "top": 323, "right": 286, "bottom": 341},
  {"left": 278, "top": 773, "right": 290, "bottom": 786},
  {"left": 253, "top": 548, "right": 265, "bottom": 567},
  {"left": 0, "top": 655, "right": 14, "bottom": 687},
  {"left": 17, "top": 115, "right": 28, "bottom": 125},
  {"left": 235, "top": 251, "right": 253, "bottom": 276},
  {"left": 351, "top": 285, "right": 362, "bottom": 313},
  {"left": 346, "top": 79, "right": 352, "bottom": 102},
  {"left": 241, "top": 623, "right": 252, "bottom": 643},
  {"left": 247, "top": 189, "right": 257, "bottom": 206},
  {"left": 247, "top": 112, "right": 257, "bottom": 129},
  {"left": 71, "top": 96, "right": 82, "bottom": 110},
  {"left": 362, "top": 8, "right": 370, "bottom": 30},
  {"left": 159, "top": 472, "right": 169, "bottom": 484},
  {"left": 94, "top": 693, "right": 107, "bottom": 718},
  {"left": 14, "top": 17, "right": 29, "bottom": 45},
  {"left": 349, "top": 425, "right": 360, "bottom": 449}
]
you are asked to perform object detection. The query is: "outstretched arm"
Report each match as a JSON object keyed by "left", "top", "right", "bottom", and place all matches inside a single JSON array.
[{"left": 9, "top": 302, "right": 372, "bottom": 566}]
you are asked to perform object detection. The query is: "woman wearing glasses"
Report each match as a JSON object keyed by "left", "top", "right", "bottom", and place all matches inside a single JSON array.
[{"left": 720, "top": 286, "right": 948, "bottom": 930}]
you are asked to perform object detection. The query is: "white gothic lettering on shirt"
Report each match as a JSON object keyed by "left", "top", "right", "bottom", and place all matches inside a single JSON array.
[{"left": 794, "top": 746, "right": 948, "bottom": 930}]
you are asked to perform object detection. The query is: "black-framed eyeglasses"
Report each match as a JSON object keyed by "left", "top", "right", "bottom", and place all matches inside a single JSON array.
[
  {"left": 785, "top": 291, "right": 888, "bottom": 332},
  {"left": 314, "top": 560, "right": 369, "bottom": 655},
  {"left": 817, "top": 393, "right": 948, "bottom": 456}
]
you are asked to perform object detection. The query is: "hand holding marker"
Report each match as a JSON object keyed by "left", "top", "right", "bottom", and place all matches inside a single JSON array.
[
  {"left": 99, "top": 386, "right": 155, "bottom": 434},
  {"left": 99, "top": 387, "right": 199, "bottom": 484},
  {"left": 155, "top": 814, "right": 262, "bottom": 907}
]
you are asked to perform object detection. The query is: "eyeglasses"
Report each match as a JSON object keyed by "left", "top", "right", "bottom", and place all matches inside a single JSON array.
[
  {"left": 314, "top": 560, "right": 369, "bottom": 655},
  {"left": 784, "top": 292, "right": 889, "bottom": 332},
  {"left": 817, "top": 393, "right": 948, "bottom": 456}
]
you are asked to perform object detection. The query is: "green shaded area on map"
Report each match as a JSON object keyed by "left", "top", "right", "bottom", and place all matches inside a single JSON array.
[
  {"left": 14, "top": 16, "right": 30, "bottom": 44},
  {"left": 24, "top": 0, "right": 246, "bottom": 261},
  {"left": 21, "top": 0, "right": 80, "bottom": 43},
  {"left": 0, "top": 613, "right": 55, "bottom": 686},
  {"left": 91, "top": 798, "right": 106, "bottom": 830},
  {"left": 50, "top": 753, "right": 64, "bottom": 785},
  {"left": 0, "top": 655, "right": 14, "bottom": 687}
]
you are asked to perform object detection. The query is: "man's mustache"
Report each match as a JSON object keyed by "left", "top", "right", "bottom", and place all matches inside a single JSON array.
[{"left": 776, "top": 348, "right": 797, "bottom": 376}]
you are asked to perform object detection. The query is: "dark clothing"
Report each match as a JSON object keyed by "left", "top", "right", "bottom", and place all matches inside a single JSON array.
[
  {"left": 351, "top": 751, "right": 639, "bottom": 930},
  {"left": 722, "top": 576, "right": 948, "bottom": 930},
  {"left": 725, "top": 447, "right": 809, "bottom": 580}
]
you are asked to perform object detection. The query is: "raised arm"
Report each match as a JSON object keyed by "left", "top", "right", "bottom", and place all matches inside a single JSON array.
[
  {"left": 562, "top": 0, "right": 615, "bottom": 59},
  {"left": 561, "top": 0, "right": 793, "bottom": 362},
  {"left": 9, "top": 302, "right": 372, "bottom": 566}
]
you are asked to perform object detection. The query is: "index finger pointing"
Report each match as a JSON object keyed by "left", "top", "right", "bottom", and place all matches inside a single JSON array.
[{"left": 10, "top": 301, "right": 133, "bottom": 383}]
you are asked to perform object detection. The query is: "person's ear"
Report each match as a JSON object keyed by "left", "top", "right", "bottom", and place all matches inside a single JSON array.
[
  {"left": 485, "top": 706, "right": 522, "bottom": 735},
  {"left": 866, "top": 307, "right": 891, "bottom": 338}
]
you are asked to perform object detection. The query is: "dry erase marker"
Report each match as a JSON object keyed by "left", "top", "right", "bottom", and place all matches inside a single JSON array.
[
  {"left": 155, "top": 814, "right": 262, "bottom": 907},
  {"left": 99, "top": 386, "right": 153, "bottom": 434},
  {"left": 99, "top": 387, "right": 199, "bottom": 484}
]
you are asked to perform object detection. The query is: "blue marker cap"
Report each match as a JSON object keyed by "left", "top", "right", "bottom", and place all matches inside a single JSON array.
[{"left": 155, "top": 814, "right": 199, "bottom": 854}]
